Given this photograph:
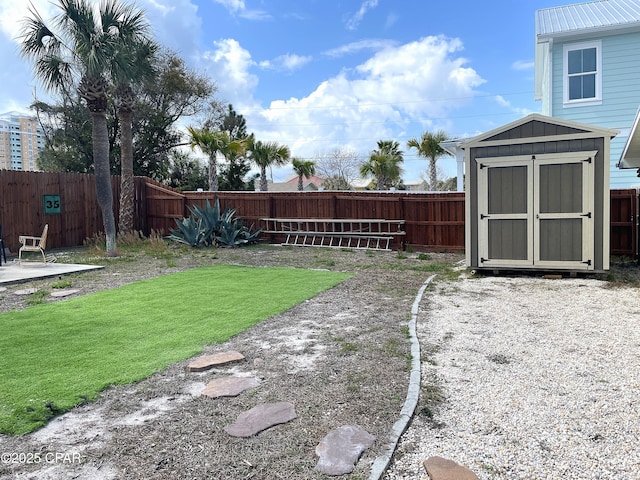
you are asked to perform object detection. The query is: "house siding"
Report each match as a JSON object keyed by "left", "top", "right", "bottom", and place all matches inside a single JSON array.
[{"left": 550, "top": 31, "right": 640, "bottom": 188}]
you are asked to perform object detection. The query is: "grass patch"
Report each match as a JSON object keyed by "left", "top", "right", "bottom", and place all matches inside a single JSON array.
[
  {"left": 25, "top": 290, "right": 50, "bottom": 307},
  {"left": 51, "top": 280, "right": 73, "bottom": 289},
  {"left": 0, "top": 265, "right": 350, "bottom": 435}
]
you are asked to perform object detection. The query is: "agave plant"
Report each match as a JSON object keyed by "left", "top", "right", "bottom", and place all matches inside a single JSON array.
[
  {"left": 167, "top": 198, "right": 262, "bottom": 248},
  {"left": 187, "top": 199, "right": 222, "bottom": 246},
  {"left": 167, "top": 216, "right": 206, "bottom": 247}
]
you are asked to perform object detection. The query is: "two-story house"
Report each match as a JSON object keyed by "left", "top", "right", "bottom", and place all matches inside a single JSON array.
[{"left": 535, "top": 0, "right": 640, "bottom": 189}]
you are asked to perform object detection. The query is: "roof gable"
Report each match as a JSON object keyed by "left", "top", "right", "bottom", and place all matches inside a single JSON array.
[
  {"left": 536, "top": 0, "right": 640, "bottom": 40},
  {"left": 462, "top": 114, "right": 618, "bottom": 147}
]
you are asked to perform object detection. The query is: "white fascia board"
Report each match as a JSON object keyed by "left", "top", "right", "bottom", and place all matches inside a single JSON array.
[
  {"left": 619, "top": 106, "right": 640, "bottom": 169},
  {"left": 534, "top": 41, "right": 549, "bottom": 101},
  {"left": 536, "top": 23, "right": 640, "bottom": 43}
]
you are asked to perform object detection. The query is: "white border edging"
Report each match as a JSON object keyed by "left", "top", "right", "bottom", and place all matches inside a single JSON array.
[{"left": 368, "top": 274, "right": 436, "bottom": 480}]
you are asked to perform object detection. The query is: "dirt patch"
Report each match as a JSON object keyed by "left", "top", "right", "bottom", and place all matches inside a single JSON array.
[{"left": 0, "top": 243, "right": 460, "bottom": 479}]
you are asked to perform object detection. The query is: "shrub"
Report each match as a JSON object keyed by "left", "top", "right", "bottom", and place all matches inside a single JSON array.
[{"left": 167, "top": 198, "right": 262, "bottom": 248}]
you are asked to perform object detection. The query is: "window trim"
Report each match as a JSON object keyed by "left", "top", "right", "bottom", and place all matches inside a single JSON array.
[{"left": 563, "top": 40, "right": 602, "bottom": 107}]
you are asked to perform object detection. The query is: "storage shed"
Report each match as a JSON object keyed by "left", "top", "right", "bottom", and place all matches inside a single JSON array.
[{"left": 464, "top": 114, "right": 617, "bottom": 272}]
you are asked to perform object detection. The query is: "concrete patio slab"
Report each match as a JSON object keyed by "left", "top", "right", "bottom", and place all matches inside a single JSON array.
[{"left": 0, "top": 261, "right": 103, "bottom": 285}]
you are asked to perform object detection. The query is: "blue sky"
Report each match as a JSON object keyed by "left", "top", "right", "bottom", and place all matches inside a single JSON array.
[{"left": 0, "top": 0, "right": 574, "bottom": 183}]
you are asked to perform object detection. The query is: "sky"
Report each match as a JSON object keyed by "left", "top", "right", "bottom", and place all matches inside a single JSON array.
[{"left": 0, "top": 0, "right": 575, "bottom": 184}]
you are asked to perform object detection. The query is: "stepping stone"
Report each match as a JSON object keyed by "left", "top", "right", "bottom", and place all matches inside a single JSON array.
[
  {"left": 315, "top": 425, "right": 376, "bottom": 476},
  {"left": 187, "top": 351, "right": 245, "bottom": 372},
  {"left": 224, "top": 402, "right": 296, "bottom": 438},
  {"left": 14, "top": 288, "right": 37, "bottom": 295},
  {"left": 50, "top": 289, "right": 80, "bottom": 298},
  {"left": 202, "top": 376, "right": 260, "bottom": 398},
  {"left": 423, "top": 456, "right": 479, "bottom": 480}
]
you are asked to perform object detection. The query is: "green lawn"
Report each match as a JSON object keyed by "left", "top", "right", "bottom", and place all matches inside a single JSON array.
[{"left": 0, "top": 265, "right": 351, "bottom": 435}]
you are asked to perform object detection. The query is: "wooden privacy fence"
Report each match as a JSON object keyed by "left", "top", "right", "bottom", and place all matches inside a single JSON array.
[
  {"left": 156, "top": 190, "right": 466, "bottom": 251},
  {"left": 0, "top": 170, "right": 146, "bottom": 253},
  {"left": 1, "top": 170, "right": 639, "bottom": 257}
]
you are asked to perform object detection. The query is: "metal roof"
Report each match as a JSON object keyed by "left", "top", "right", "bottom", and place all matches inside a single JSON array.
[{"left": 536, "top": 0, "right": 640, "bottom": 39}]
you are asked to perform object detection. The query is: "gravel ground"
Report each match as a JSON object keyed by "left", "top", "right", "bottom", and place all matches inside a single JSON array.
[
  {"left": 385, "top": 272, "right": 640, "bottom": 480},
  {"left": 0, "top": 241, "right": 459, "bottom": 479}
]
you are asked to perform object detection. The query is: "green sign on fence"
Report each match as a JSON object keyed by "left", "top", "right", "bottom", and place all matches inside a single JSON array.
[{"left": 43, "top": 194, "right": 61, "bottom": 214}]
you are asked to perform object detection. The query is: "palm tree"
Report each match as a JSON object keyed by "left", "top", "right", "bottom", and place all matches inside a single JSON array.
[
  {"left": 114, "top": 40, "right": 158, "bottom": 234},
  {"left": 187, "top": 128, "right": 245, "bottom": 191},
  {"left": 20, "top": 0, "right": 152, "bottom": 255},
  {"left": 248, "top": 138, "right": 291, "bottom": 191},
  {"left": 407, "top": 130, "right": 449, "bottom": 191},
  {"left": 291, "top": 158, "right": 316, "bottom": 191},
  {"left": 360, "top": 140, "right": 404, "bottom": 190}
]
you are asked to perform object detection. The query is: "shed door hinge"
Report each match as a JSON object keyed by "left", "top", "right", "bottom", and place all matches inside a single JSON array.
[
  {"left": 583, "top": 157, "right": 592, "bottom": 164},
  {"left": 582, "top": 259, "right": 592, "bottom": 266},
  {"left": 480, "top": 213, "right": 490, "bottom": 219},
  {"left": 581, "top": 212, "right": 592, "bottom": 218},
  {"left": 480, "top": 257, "right": 487, "bottom": 263}
]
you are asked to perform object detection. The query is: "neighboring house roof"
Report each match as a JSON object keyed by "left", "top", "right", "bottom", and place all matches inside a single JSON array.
[
  {"left": 536, "top": 0, "right": 640, "bottom": 40},
  {"left": 285, "top": 174, "right": 324, "bottom": 185},
  {"left": 253, "top": 179, "right": 319, "bottom": 191}
]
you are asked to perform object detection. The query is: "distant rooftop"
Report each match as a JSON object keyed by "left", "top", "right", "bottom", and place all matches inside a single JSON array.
[{"left": 536, "top": 0, "right": 640, "bottom": 39}]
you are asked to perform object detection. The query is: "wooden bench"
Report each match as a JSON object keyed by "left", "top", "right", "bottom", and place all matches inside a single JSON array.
[{"left": 260, "top": 218, "right": 405, "bottom": 251}]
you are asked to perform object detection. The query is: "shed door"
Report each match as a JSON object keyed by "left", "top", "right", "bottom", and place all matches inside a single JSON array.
[
  {"left": 534, "top": 155, "right": 594, "bottom": 270},
  {"left": 478, "top": 151, "right": 595, "bottom": 270},
  {"left": 478, "top": 157, "right": 534, "bottom": 268}
]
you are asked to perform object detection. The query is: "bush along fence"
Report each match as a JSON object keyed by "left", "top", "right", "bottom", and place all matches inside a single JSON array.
[{"left": 0, "top": 170, "right": 638, "bottom": 257}]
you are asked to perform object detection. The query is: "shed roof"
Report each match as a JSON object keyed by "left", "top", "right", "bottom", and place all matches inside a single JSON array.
[
  {"left": 462, "top": 113, "right": 618, "bottom": 149},
  {"left": 536, "top": 0, "right": 640, "bottom": 41}
]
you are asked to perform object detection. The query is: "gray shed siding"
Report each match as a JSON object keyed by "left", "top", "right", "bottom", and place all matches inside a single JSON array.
[{"left": 468, "top": 122, "right": 606, "bottom": 271}]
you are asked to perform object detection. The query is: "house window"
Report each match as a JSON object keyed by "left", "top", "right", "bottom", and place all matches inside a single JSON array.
[{"left": 563, "top": 41, "right": 602, "bottom": 106}]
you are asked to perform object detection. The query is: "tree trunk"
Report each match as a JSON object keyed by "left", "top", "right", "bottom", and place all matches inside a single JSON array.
[
  {"left": 260, "top": 167, "right": 268, "bottom": 191},
  {"left": 118, "top": 108, "right": 134, "bottom": 234},
  {"left": 429, "top": 158, "right": 438, "bottom": 191},
  {"left": 298, "top": 175, "right": 303, "bottom": 191},
  {"left": 208, "top": 154, "right": 219, "bottom": 191},
  {"left": 91, "top": 111, "right": 117, "bottom": 256}
]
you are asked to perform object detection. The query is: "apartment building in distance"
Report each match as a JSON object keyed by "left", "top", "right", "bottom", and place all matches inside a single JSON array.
[{"left": 0, "top": 111, "right": 44, "bottom": 171}]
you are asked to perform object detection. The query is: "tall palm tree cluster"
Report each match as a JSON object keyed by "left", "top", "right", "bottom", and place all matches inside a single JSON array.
[
  {"left": 20, "top": 0, "right": 157, "bottom": 256},
  {"left": 358, "top": 131, "right": 452, "bottom": 191},
  {"left": 360, "top": 140, "right": 404, "bottom": 190},
  {"left": 188, "top": 131, "right": 294, "bottom": 193}
]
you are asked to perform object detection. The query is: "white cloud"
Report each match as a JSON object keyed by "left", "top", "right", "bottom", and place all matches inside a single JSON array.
[
  {"left": 212, "top": 0, "right": 270, "bottom": 20},
  {"left": 495, "top": 95, "right": 534, "bottom": 117},
  {"left": 140, "top": 0, "right": 202, "bottom": 56},
  {"left": 324, "top": 39, "right": 397, "bottom": 58},
  {"left": 346, "top": 0, "right": 379, "bottom": 30},
  {"left": 260, "top": 53, "right": 312, "bottom": 72},
  {"left": 512, "top": 59, "right": 534, "bottom": 71},
  {"left": 385, "top": 13, "right": 399, "bottom": 30},
  {"left": 197, "top": 38, "right": 259, "bottom": 111},
  {"left": 236, "top": 35, "right": 485, "bottom": 182}
]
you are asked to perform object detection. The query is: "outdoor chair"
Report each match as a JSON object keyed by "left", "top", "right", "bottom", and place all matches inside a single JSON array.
[
  {"left": 0, "top": 224, "right": 6, "bottom": 266},
  {"left": 19, "top": 224, "right": 49, "bottom": 265}
]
